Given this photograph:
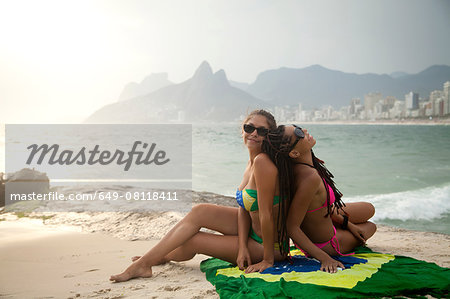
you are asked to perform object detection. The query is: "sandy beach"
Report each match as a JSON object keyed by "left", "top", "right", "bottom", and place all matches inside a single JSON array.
[
  {"left": 0, "top": 217, "right": 217, "bottom": 299},
  {"left": 1, "top": 192, "right": 449, "bottom": 298}
]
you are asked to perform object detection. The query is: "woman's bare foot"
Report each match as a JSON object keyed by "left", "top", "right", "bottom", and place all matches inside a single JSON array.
[{"left": 109, "top": 261, "right": 153, "bottom": 282}]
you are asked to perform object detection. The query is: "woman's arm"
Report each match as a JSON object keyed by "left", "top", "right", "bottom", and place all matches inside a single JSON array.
[
  {"left": 287, "top": 172, "right": 344, "bottom": 273},
  {"left": 330, "top": 213, "right": 366, "bottom": 245},
  {"left": 245, "top": 154, "right": 278, "bottom": 273},
  {"left": 236, "top": 207, "right": 252, "bottom": 269}
]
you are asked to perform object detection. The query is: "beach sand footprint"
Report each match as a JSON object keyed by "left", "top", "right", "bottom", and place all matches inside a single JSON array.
[
  {"left": 64, "top": 268, "right": 100, "bottom": 279},
  {"left": 158, "top": 285, "right": 184, "bottom": 292}
]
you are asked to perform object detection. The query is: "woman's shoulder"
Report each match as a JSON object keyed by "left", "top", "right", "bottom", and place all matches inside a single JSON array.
[
  {"left": 254, "top": 153, "right": 275, "bottom": 165},
  {"left": 297, "top": 167, "right": 322, "bottom": 187},
  {"left": 253, "top": 153, "right": 277, "bottom": 172}
]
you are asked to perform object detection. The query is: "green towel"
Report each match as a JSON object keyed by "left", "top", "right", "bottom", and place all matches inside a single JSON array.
[{"left": 200, "top": 247, "right": 450, "bottom": 298}]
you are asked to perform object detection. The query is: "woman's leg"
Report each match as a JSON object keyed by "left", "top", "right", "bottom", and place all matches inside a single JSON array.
[
  {"left": 323, "top": 222, "right": 377, "bottom": 255},
  {"left": 163, "top": 231, "right": 285, "bottom": 264},
  {"left": 131, "top": 203, "right": 240, "bottom": 263},
  {"left": 163, "top": 232, "right": 258, "bottom": 263},
  {"left": 110, "top": 204, "right": 239, "bottom": 282},
  {"left": 335, "top": 202, "right": 375, "bottom": 224}
]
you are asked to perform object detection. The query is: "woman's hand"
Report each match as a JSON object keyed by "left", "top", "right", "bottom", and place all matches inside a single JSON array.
[
  {"left": 236, "top": 247, "right": 252, "bottom": 270},
  {"left": 319, "top": 256, "right": 345, "bottom": 273},
  {"left": 347, "top": 222, "right": 366, "bottom": 245},
  {"left": 245, "top": 260, "right": 273, "bottom": 273}
]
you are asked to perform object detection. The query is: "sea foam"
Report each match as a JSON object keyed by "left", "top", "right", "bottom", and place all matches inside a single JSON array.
[{"left": 345, "top": 183, "right": 450, "bottom": 221}]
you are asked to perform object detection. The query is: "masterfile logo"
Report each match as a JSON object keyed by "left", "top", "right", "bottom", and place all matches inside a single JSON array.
[
  {"left": 26, "top": 141, "right": 170, "bottom": 171},
  {"left": 4, "top": 124, "right": 192, "bottom": 212}
]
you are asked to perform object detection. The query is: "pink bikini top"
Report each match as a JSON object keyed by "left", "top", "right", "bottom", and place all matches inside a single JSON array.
[{"left": 307, "top": 179, "right": 335, "bottom": 213}]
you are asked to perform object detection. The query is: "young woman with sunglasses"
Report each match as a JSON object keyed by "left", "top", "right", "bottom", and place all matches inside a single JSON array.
[
  {"left": 263, "top": 125, "right": 377, "bottom": 273},
  {"left": 110, "top": 110, "right": 285, "bottom": 282}
]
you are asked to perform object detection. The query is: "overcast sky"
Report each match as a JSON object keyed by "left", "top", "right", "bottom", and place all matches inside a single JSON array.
[{"left": 0, "top": 0, "right": 449, "bottom": 123}]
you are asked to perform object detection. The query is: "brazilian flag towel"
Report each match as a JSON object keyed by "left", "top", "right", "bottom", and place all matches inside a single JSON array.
[{"left": 200, "top": 247, "right": 449, "bottom": 298}]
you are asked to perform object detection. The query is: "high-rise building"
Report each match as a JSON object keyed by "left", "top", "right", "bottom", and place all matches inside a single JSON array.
[
  {"left": 430, "top": 90, "right": 443, "bottom": 102},
  {"left": 390, "top": 101, "right": 405, "bottom": 119},
  {"left": 443, "top": 81, "right": 450, "bottom": 115},
  {"left": 429, "top": 90, "right": 443, "bottom": 116},
  {"left": 274, "top": 106, "right": 284, "bottom": 122},
  {"left": 364, "top": 92, "right": 383, "bottom": 119},
  {"left": 383, "top": 96, "right": 397, "bottom": 107},
  {"left": 325, "top": 106, "right": 333, "bottom": 120},
  {"left": 350, "top": 98, "right": 360, "bottom": 115},
  {"left": 435, "top": 98, "right": 444, "bottom": 116},
  {"left": 405, "top": 92, "right": 419, "bottom": 110},
  {"left": 295, "top": 103, "right": 302, "bottom": 121},
  {"left": 423, "top": 102, "right": 433, "bottom": 116}
]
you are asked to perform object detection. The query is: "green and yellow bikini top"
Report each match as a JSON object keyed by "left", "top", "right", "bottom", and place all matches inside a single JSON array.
[{"left": 236, "top": 188, "right": 281, "bottom": 212}]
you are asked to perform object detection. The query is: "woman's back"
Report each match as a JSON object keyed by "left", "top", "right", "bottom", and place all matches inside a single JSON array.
[{"left": 293, "top": 163, "right": 336, "bottom": 244}]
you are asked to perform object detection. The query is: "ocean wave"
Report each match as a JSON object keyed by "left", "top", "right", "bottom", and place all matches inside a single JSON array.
[{"left": 345, "top": 183, "right": 450, "bottom": 221}]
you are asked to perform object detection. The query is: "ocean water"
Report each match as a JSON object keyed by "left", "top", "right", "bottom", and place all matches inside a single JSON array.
[
  {"left": 192, "top": 124, "right": 450, "bottom": 235},
  {"left": 2, "top": 123, "right": 450, "bottom": 235}
]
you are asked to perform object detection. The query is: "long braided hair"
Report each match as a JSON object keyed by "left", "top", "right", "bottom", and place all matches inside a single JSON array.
[
  {"left": 261, "top": 126, "right": 294, "bottom": 256},
  {"left": 263, "top": 126, "right": 345, "bottom": 229},
  {"left": 310, "top": 151, "right": 345, "bottom": 215}
]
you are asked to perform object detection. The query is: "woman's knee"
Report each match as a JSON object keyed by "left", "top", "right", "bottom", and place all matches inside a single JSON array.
[
  {"left": 190, "top": 203, "right": 215, "bottom": 218},
  {"left": 365, "top": 203, "right": 376, "bottom": 219},
  {"left": 365, "top": 221, "right": 377, "bottom": 239},
  {"left": 188, "top": 204, "right": 230, "bottom": 227}
]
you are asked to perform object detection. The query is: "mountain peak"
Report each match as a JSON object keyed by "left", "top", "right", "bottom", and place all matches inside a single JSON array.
[
  {"left": 119, "top": 72, "right": 173, "bottom": 101},
  {"left": 193, "top": 61, "right": 213, "bottom": 79},
  {"left": 213, "top": 69, "right": 229, "bottom": 85},
  {"left": 305, "top": 64, "right": 328, "bottom": 71}
]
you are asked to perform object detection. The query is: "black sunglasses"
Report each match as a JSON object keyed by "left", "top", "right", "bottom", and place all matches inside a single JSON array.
[
  {"left": 243, "top": 124, "right": 269, "bottom": 137},
  {"left": 290, "top": 125, "right": 305, "bottom": 150}
]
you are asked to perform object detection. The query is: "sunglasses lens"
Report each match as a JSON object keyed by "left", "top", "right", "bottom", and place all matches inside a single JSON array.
[
  {"left": 257, "top": 128, "right": 268, "bottom": 136},
  {"left": 243, "top": 124, "right": 255, "bottom": 134},
  {"left": 290, "top": 125, "right": 305, "bottom": 150},
  {"left": 292, "top": 125, "right": 304, "bottom": 138},
  {"left": 243, "top": 124, "right": 268, "bottom": 136}
]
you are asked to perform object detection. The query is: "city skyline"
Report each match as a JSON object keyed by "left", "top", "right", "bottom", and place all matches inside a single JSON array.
[{"left": 272, "top": 80, "right": 450, "bottom": 122}]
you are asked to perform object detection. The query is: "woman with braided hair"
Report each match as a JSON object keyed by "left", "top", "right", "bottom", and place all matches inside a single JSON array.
[
  {"left": 110, "top": 110, "right": 288, "bottom": 282},
  {"left": 263, "top": 125, "right": 376, "bottom": 273}
]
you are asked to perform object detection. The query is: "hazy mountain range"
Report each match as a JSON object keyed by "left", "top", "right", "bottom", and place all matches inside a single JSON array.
[
  {"left": 86, "top": 61, "right": 264, "bottom": 123},
  {"left": 86, "top": 62, "right": 450, "bottom": 123},
  {"left": 245, "top": 64, "right": 450, "bottom": 108},
  {"left": 118, "top": 73, "right": 173, "bottom": 102}
]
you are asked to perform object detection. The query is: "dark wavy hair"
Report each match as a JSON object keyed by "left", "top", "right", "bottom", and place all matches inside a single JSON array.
[
  {"left": 262, "top": 125, "right": 345, "bottom": 253},
  {"left": 242, "top": 109, "right": 277, "bottom": 131},
  {"left": 261, "top": 125, "right": 293, "bottom": 256}
]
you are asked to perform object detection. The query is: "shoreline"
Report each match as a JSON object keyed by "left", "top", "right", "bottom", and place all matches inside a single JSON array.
[{"left": 281, "top": 118, "right": 450, "bottom": 126}]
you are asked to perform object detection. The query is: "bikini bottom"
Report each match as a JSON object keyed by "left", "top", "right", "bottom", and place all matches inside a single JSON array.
[
  {"left": 248, "top": 227, "right": 288, "bottom": 252},
  {"left": 295, "top": 225, "right": 354, "bottom": 257}
]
